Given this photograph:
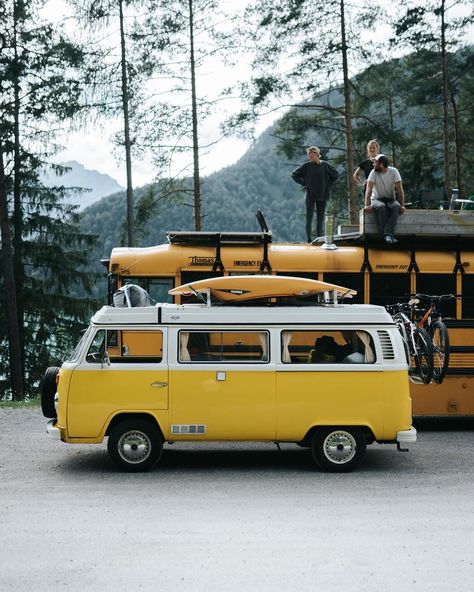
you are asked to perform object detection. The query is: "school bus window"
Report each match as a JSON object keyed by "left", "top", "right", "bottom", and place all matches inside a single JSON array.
[
  {"left": 370, "top": 273, "right": 410, "bottom": 307},
  {"left": 416, "top": 274, "right": 457, "bottom": 318},
  {"left": 179, "top": 331, "right": 269, "bottom": 363},
  {"left": 323, "top": 273, "right": 365, "bottom": 304},
  {"left": 462, "top": 275, "right": 474, "bottom": 319},
  {"left": 281, "top": 330, "right": 375, "bottom": 364},
  {"left": 123, "top": 277, "right": 174, "bottom": 303}
]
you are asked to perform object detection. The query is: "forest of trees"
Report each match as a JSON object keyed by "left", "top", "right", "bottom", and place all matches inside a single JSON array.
[{"left": 0, "top": 0, "right": 473, "bottom": 399}]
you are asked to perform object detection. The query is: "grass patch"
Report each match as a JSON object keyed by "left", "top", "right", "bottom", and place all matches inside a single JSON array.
[{"left": 0, "top": 397, "right": 41, "bottom": 408}]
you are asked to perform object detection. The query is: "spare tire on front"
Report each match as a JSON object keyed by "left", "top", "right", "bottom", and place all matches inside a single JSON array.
[{"left": 41, "top": 366, "right": 60, "bottom": 418}]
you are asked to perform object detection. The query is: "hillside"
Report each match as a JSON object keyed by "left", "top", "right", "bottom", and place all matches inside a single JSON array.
[{"left": 42, "top": 160, "right": 124, "bottom": 210}]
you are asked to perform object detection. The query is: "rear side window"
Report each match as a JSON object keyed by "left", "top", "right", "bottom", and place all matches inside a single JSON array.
[
  {"left": 178, "top": 331, "right": 269, "bottom": 363},
  {"left": 281, "top": 330, "right": 375, "bottom": 364}
]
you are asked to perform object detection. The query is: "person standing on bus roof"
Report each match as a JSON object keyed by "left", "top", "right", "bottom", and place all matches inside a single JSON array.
[
  {"left": 354, "top": 139, "right": 379, "bottom": 194},
  {"left": 291, "top": 146, "right": 340, "bottom": 243},
  {"left": 364, "top": 154, "right": 406, "bottom": 244}
]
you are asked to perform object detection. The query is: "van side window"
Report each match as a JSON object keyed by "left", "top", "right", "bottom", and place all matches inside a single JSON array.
[
  {"left": 179, "top": 331, "right": 269, "bottom": 363},
  {"left": 86, "top": 330, "right": 163, "bottom": 364},
  {"left": 281, "top": 330, "right": 375, "bottom": 364}
]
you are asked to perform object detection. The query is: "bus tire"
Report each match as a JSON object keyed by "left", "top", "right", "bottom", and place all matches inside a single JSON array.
[
  {"left": 40, "top": 366, "right": 60, "bottom": 419},
  {"left": 107, "top": 419, "right": 163, "bottom": 472},
  {"left": 311, "top": 427, "right": 366, "bottom": 472}
]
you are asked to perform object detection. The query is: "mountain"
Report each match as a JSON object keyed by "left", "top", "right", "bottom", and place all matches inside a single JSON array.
[{"left": 42, "top": 160, "right": 124, "bottom": 210}]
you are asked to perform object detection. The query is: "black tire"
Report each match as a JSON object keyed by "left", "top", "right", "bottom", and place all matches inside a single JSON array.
[
  {"left": 107, "top": 419, "right": 163, "bottom": 472},
  {"left": 40, "top": 366, "right": 60, "bottom": 418},
  {"left": 430, "top": 321, "right": 450, "bottom": 384},
  {"left": 411, "top": 327, "right": 434, "bottom": 384},
  {"left": 311, "top": 427, "right": 366, "bottom": 472}
]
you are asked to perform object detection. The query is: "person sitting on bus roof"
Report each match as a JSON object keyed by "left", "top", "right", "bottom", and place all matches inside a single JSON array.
[{"left": 364, "top": 154, "right": 406, "bottom": 245}]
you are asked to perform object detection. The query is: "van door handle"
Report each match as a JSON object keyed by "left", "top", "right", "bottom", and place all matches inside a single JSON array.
[{"left": 151, "top": 381, "right": 168, "bottom": 388}]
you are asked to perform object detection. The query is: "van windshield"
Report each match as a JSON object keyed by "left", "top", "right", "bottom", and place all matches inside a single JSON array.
[{"left": 65, "top": 326, "right": 94, "bottom": 363}]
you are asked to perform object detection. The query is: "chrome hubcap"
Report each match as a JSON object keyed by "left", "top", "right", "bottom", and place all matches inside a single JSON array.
[
  {"left": 118, "top": 430, "right": 151, "bottom": 464},
  {"left": 323, "top": 431, "right": 357, "bottom": 464}
]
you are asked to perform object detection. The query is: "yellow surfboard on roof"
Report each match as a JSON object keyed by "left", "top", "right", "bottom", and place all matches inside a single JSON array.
[{"left": 169, "top": 274, "right": 357, "bottom": 302}]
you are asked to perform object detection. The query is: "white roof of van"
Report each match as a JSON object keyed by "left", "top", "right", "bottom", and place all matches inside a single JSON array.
[{"left": 91, "top": 303, "right": 394, "bottom": 326}]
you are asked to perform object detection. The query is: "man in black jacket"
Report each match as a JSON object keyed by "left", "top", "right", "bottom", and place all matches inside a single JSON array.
[{"left": 291, "top": 146, "right": 340, "bottom": 242}]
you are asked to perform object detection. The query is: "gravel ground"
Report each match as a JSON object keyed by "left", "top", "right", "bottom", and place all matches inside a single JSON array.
[{"left": 1, "top": 407, "right": 474, "bottom": 592}]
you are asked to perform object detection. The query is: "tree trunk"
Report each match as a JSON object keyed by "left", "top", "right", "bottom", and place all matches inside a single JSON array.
[
  {"left": 0, "top": 141, "right": 24, "bottom": 400},
  {"left": 450, "top": 89, "right": 463, "bottom": 199},
  {"left": 387, "top": 92, "right": 397, "bottom": 167},
  {"left": 440, "top": 0, "right": 451, "bottom": 197},
  {"left": 340, "top": 0, "right": 357, "bottom": 224},
  {"left": 12, "top": 0, "right": 25, "bottom": 388},
  {"left": 188, "top": 0, "right": 202, "bottom": 231},
  {"left": 119, "top": 0, "right": 134, "bottom": 247}
]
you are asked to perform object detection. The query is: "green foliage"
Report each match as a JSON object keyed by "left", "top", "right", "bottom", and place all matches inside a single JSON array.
[{"left": 0, "top": 1, "right": 98, "bottom": 399}]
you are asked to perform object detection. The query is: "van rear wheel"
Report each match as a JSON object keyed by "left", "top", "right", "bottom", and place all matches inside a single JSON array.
[
  {"left": 107, "top": 419, "right": 163, "bottom": 472},
  {"left": 311, "top": 427, "right": 366, "bottom": 472}
]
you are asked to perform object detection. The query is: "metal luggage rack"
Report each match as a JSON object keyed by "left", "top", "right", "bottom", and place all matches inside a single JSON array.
[{"left": 166, "top": 230, "right": 272, "bottom": 246}]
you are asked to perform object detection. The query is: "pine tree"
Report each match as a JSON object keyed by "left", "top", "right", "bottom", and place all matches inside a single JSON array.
[
  {"left": 0, "top": 0, "right": 97, "bottom": 398},
  {"left": 391, "top": 0, "right": 474, "bottom": 197},
  {"left": 226, "top": 0, "right": 378, "bottom": 224}
]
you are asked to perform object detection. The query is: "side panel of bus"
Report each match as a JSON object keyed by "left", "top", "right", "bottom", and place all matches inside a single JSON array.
[
  {"left": 168, "top": 328, "right": 276, "bottom": 440},
  {"left": 274, "top": 328, "right": 411, "bottom": 441}
]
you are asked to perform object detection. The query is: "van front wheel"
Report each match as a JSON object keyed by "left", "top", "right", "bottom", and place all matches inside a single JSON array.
[
  {"left": 311, "top": 428, "right": 366, "bottom": 472},
  {"left": 107, "top": 419, "right": 163, "bottom": 472}
]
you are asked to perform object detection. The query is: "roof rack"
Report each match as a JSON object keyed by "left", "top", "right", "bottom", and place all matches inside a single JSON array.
[
  {"left": 166, "top": 231, "right": 273, "bottom": 274},
  {"left": 166, "top": 231, "right": 272, "bottom": 246}
]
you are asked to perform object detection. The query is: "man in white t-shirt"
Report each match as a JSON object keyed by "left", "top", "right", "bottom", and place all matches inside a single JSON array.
[{"left": 364, "top": 154, "right": 406, "bottom": 244}]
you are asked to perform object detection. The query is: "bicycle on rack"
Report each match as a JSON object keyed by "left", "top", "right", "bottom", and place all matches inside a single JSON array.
[
  {"left": 386, "top": 302, "right": 434, "bottom": 384},
  {"left": 408, "top": 293, "right": 457, "bottom": 384}
]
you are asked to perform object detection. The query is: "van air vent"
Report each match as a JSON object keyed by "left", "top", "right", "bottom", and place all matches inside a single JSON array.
[
  {"left": 171, "top": 424, "right": 206, "bottom": 435},
  {"left": 377, "top": 330, "right": 395, "bottom": 360}
]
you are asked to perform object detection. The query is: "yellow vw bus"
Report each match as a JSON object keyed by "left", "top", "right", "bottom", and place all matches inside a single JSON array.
[{"left": 42, "top": 279, "right": 416, "bottom": 472}]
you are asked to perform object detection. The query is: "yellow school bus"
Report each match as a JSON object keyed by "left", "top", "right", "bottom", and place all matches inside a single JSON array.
[
  {"left": 104, "top": 229, "right": 474, "bottom": 417},
  {"left": 43, "top": 284, "right": 416, "bottom": 472}
]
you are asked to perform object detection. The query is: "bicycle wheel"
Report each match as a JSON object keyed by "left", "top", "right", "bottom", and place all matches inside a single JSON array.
[
  {"left": 430, "top": 320, "right": 450, "bottom": 384},
  {"left": 411, "top": 327, "right": 434, "bottom": 384}
]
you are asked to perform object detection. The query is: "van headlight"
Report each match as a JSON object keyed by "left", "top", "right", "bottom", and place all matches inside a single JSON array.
[{"left": 54, "top": 392, "right": 59, "bottom": 412}]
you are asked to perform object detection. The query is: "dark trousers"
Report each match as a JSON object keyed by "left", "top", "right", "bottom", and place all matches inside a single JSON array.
[
  {"left": 371, "top": 198, "right": 401, "bottom": 236},
  {"left": 305, "top": 198, "right": 326, "bottom": 241}
]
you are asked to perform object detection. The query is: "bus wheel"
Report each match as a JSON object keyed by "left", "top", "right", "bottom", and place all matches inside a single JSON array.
[
  {"left": 311, "top": 428, "right": 366, "bottom": 472},
  {"left": 40, "top": 366, "right": 60, "bottom": 419},
  {"left": 107, "top": 419, "right": 163, "bottom": 472}
]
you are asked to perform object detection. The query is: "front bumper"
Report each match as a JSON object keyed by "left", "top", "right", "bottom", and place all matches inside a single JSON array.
[
  {"left": 46, "top": 419, "right": 61, "bottom": 440},
  {"left": 396, "top": 426, "right": 417, "bottom": 444}
]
